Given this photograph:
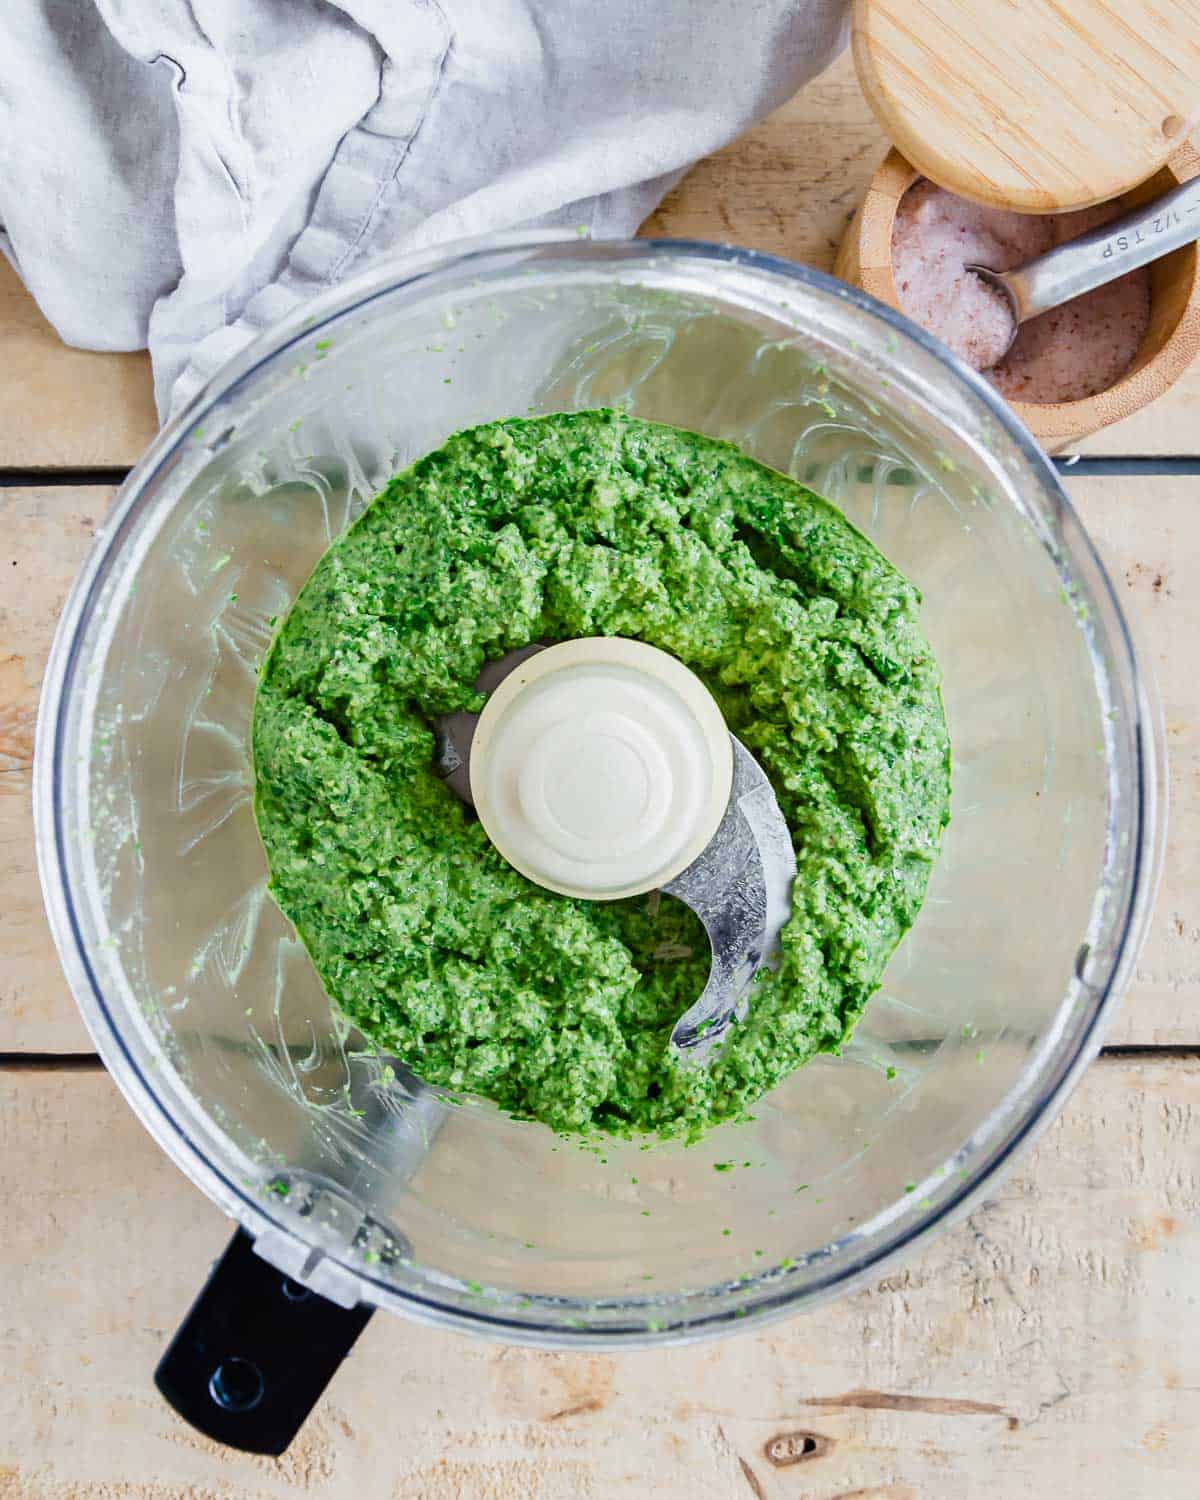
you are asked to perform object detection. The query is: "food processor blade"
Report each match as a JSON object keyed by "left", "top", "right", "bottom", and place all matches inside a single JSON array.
[
  {"left": 662, "top": 737, "right": 796, "bottom": 1058},
  {"left": 435, "top": 644, "right": 796, "bottom": 1060}
]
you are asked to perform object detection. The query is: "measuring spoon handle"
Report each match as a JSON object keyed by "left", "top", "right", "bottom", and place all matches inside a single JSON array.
[{"left": 1005, "top": 175, "right": 1200, "bottom": 322}]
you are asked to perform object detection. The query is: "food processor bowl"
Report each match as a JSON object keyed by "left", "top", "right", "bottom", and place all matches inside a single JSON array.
[{"left": 35, "top": 234, "right": 1162, "bottom": 1438}]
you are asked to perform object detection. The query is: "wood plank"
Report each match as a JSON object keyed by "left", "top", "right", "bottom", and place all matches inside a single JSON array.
[
  {"left": 0, "top": 487, "right": 108, "bottom": 1053},
  {"left": 1070, "top": 474, "right": 1200, "bottom": 1044},
  {"left": 0, "top": 53, "right": 1196, "bottom": 473},
  {"left": 0, "top": 254, "right": 156, "bottom": 470},
  {"left": 1, "top": 474, "right": 1195, "bottom": 1050},
  {"left": 1, "top": 1056, "right": 1197, "bottom": 1497}
]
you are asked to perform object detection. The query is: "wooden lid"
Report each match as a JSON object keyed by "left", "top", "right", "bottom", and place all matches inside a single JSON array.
[{"left": 853, "top": 0, "right": 1200, "bottom": 212}]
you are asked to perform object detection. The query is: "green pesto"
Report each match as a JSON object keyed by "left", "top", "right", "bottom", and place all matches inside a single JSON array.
[{"left": 252, "top": 411, "right": 950, "bottom": 1140}]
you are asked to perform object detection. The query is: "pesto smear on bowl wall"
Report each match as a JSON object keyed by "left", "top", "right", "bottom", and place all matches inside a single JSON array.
[{"left": 252, "top": 410, "right": 950, "bottom": 1141}]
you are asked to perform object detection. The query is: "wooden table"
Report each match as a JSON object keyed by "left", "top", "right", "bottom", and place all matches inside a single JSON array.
[{"left": 3, "top": 51, "right": 1198, "bottom": 1499}]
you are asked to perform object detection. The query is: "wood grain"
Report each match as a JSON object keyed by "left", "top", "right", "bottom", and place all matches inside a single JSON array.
[
  {"left": 1, "top": 1057, "right": 1197, "bottom": 1497},
  {"left": 0, "top": 255, "right": 156, "bottom": 471},
  {"left": 853, "top": 0, "right": 1200, "bottom": 213},
  {"left": 0, "top": 50, "right": 1196, "bottom": 465},
  {"left": 1, "top": 475, "right": 1195, "bottom": 1054},
  {"left": 1072, "top": 475, "right": 1200, "bottom": 1044},
  {"left": 0, "top": 487, "right": 108, "bottom": 1054}
]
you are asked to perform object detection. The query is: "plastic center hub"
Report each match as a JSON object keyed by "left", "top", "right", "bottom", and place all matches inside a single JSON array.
[
  {"left": 519, "top": 712, "right": 671, "bottom": 856},
  {"left": 469, "top": 638, "right": 733, "bottom": 900}
]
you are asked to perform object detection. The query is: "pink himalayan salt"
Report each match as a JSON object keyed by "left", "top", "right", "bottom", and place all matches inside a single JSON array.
[{"left": 891, "top": 180, "right": 1152, "bottom": 404}]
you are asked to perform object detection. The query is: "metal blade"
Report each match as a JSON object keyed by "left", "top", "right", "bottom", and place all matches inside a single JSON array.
[
  {"left": 435, "top": 652, "right": 796, "bottom": 1066},
  {"left": 663, "top": 737, "right": 795, "bottom": 1060},
  {"left": 434, "top": 643, "right": 547, "bottom": 804}
]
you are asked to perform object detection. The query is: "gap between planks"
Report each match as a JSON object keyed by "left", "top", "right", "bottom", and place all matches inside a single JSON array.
[
  {"left": 0, "top": 467, "right": 131, "bottom": 487},
  {"left": 2, "top": 1046, "right": 1197, "bottom": 1074},
  {"left": 0, "top": 1053, "right": 107, "bottom": 1071},
  {"left": 3, "top": 458, "right": 1200, "bottom": 490}
]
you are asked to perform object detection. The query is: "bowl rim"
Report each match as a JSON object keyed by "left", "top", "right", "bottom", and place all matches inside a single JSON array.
[{"left": 34, "top": 231, "right": 1165, "bottom": 1347}]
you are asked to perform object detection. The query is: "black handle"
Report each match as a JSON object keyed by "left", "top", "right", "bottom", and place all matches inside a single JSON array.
[{"left": 155, "top": 1228, "right": 374, "bottom": 1455}]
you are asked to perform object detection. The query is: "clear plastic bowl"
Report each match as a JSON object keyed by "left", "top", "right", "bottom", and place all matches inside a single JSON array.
[{"left": 36, "top": 233, "right": 1163, "bottom": 1345}]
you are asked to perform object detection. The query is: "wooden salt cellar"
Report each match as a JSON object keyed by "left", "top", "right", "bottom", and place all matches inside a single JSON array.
[{"left": 835, "top": 0, "right": 1200, "bottom": 448}]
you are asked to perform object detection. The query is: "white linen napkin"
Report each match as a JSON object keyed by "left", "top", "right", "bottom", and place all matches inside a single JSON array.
[{"left": 0, "top": 0, "right": 848, "bottom": 418}]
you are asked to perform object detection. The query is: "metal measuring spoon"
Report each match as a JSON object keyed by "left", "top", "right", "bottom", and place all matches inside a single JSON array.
[
  {"left": 968, "top": 175, "right": 1200, "bottom": 359},
  {"left": 434, "top": 644, "right": 795, "bottom": 1061}
]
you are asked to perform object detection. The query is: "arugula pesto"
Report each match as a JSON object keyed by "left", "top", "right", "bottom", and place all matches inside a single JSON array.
[{"left": 253, "top": 411, "right": 950, "bottom": 1140}]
